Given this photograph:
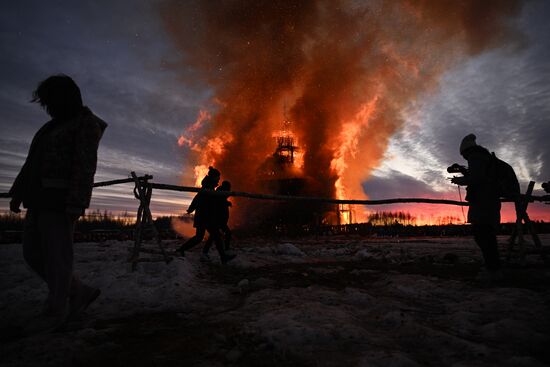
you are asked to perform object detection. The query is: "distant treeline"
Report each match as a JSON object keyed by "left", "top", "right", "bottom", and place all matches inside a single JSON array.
[
  {"left": 366, "top": 211, "right": 463, "bottom": 226},
  {"left": 1, "top": 210, "right": 549, "bottom": 243},
  {"left": 0, "top": 210, "right": 134, "bottom": 232},
  {"left": 368, "top": 211, "right": 416, "bottom": 226},
  {"left": 1, "top": 210, "right": 446, "bottom": 231}
]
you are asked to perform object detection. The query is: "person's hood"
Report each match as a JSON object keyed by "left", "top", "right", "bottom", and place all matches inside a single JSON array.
[{"left": 82, "top": 106, "right": 108, "bottom": 132}]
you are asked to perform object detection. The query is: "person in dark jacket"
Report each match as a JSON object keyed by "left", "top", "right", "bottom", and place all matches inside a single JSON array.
[
  {"left": 451, "top": 134, "right": 502, "bottom": 277},
  {"left": 201, "top": 180, "right": 233, "bottom": 262},
  {"left": 176, "top": 168, "right": 235, "bottom": 264},
  {"left": 178, "top": 170, "right": 218, "bottom": 252},
  {"left": 9, "top": 75, "right": 107, "bottom": 329}
]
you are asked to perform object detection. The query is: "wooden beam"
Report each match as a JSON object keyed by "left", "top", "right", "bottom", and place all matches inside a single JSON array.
[
  {"left": 92, "top": 175, "right": 153, "bottom": 188},
  {"left": 148, "top": 183, "right": 470, "bottom": 206},
  {"left": 1, "top": 176, "right": 548, "bottom": 206},
  {"left": 147, "top": 182, "right": 550, "bottom": 206}
]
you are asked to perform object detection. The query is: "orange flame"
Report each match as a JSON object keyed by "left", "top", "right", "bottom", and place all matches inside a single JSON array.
[
  {"left": 178, "top": 110, "right": 236, "bottom": 186},
  {"left": 331, "top": 97, "right": 379, "bottom": 200},
  {"left": 162, "top": 0, "right": 524, "bottom": 223}
]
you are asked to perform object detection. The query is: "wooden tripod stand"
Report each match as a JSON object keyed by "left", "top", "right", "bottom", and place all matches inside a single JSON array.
[
  {"left": 129, "top": 172, "right": 172, "bottom": 271},
  {"left": 507, "top": 181, "right": 548, "bottom": 265}
]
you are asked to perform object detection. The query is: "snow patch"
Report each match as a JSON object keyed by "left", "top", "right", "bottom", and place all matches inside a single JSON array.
[{"left": 273, "top": 243, "right": 306, "bottom": 256}]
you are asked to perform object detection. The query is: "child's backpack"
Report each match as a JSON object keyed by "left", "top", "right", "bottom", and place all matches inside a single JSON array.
[{"left": 491, "top": 152, "right": 520, "bottom": 200}]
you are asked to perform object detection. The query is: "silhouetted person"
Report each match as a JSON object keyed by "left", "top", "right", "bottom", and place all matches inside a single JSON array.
[
  {"left": 176, "top": 167, "right": 235, "bottom": 264},
  {"left": 9, "top": 75, "right": 107, "bottom": 330},
  {"left": 201, "top": 180, "right": 233, "bottom": 262},
  {"left": 177, "top": 169, "right": 218, "bottom": 253},
  {"left": 451, "top": 134, "right": 502, "bottom": 279},
  {"left": 543, "top": 181, "right": 550, "bottom": 193}
]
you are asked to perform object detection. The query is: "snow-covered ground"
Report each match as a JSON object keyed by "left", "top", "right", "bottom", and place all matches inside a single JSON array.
[{"left": 1, "top": 235, "right": 549, "bottom": 366}]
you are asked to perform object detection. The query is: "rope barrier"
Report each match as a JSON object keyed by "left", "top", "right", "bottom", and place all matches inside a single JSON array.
[
  {"left": 2, "top": 174, "right": 547, "bottom": 267},
  {"left": 1, "top": 175, "right": 549, "bottom": 206}
]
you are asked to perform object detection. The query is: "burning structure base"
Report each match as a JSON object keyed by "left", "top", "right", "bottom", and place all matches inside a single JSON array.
[{"left": 240, "top": 114, "right": 351, "bottom": 233}]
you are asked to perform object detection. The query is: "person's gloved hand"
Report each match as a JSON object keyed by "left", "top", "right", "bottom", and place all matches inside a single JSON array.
[
  {"left": 66, "top": 207, "right": 83, "bottom": 222},
  {"left": 9, "top": 198, "right": 22, "bottom": 213},
  {"left": 451, "top": 176, "right": 467, "bottom": 186}
]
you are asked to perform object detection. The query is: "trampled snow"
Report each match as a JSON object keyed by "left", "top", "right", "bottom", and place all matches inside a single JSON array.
[{"left": 1, "top": 235, "right": 549, "bottom": 366}]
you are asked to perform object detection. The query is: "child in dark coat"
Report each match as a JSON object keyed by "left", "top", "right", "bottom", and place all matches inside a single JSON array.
[
  {"left": 201, "top": 181, "right": 233, "bottom": 262},
  {"left": 176, "top": 168, "right": 235, "bottom": 264}
]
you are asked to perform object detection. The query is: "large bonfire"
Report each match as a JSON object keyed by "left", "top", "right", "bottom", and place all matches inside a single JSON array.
[{"left": 162, "top": 0, "right": 524, "bottom": 226}]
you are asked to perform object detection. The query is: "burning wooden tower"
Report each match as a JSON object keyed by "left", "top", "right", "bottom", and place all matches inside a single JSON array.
[
  {"left": 252, "top": 110, "right": 352, "bottom": 231},
  {"left": 258, "top": 113, "right": 306, "bottom": 196}
]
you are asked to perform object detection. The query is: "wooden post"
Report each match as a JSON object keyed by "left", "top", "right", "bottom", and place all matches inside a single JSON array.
[
  {"left": 507, "top": 181, "right": 547, "bottom": 264},
  {"left": 129, "top": 172, "right": 171, "bottom": 271},
  {"left": 507, "top": 185, "right": 529, "bottom": 263},
  {"left": 521, "top": 186, "right": 547, "bottom": 265}
]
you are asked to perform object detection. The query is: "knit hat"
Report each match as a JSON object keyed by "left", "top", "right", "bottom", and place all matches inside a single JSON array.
[
  {"left": 200, "top": 175, "right": 215, "bottom": 189},
  {"left": 207, "top": 166, "right": 220, "bottom": 178},
  {"left": 459, "top": 134, "right": 477, "bottom": 155},
  {"left": 219, "top": 180, "right": 231, "bottom": 191}
]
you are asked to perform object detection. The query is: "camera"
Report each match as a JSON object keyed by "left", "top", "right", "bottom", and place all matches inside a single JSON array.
[
  {"left": 447, "top": 163, "right": 468, "bottom": 175},
  {"left": 543, "top": 181, "right": 550, "bottom": 194}
]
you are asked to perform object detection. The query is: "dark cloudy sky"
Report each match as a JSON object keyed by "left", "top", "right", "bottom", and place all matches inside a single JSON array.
[{"left": 0, "top": 0, "right": 549, "bottom": 222}]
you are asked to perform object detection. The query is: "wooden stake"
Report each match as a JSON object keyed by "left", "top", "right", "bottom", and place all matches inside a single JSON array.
[
  {"left": 507, "top": 181, "right": 548, "bottom": 264},
  {"left": 129, "top": 172, "right": 171, "bottom": 271}
]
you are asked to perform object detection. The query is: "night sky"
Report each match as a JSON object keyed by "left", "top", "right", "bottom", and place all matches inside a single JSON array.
[{"left": 1, "top": 0, "right": 549, "bottom": 223}]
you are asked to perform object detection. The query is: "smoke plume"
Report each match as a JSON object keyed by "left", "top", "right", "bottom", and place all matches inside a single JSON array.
[{"left": 160, "top": 0, "right": 524, "bottom": 223}]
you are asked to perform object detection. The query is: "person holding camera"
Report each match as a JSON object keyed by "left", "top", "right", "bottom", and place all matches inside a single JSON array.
[{"left": 450, "top": 134, "right": 502, "bottom": 279}]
